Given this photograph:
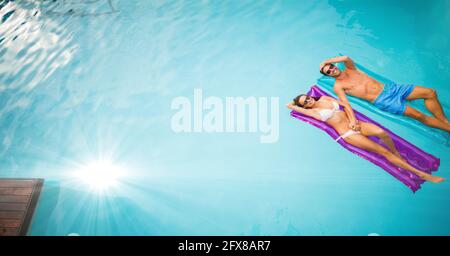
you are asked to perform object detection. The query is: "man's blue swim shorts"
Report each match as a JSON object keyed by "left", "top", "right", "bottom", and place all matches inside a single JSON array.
[{"left": 373, "top": 83, "right": 415, "bottom": 115}]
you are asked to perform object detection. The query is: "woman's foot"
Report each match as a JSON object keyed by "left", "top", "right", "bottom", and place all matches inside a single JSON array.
[{"left": 421, "top": 174, "right": 445, "bottom": 183}]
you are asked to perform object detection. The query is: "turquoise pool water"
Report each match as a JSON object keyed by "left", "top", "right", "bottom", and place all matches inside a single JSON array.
[{"left": 1, "top": 0, "right": 449, "bottom": 235}]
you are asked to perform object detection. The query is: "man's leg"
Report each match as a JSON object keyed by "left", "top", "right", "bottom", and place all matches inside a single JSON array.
[
  {"left": 406, "top": 86, "right": 449, "bottom": 124},
  {"left": 404, "top": 106, "right": 450, "bottom": 132}
]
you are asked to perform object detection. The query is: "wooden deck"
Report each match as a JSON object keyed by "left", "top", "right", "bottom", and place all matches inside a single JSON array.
[{"left": 0, "top": 179, "right": 44, "bottom": 236}]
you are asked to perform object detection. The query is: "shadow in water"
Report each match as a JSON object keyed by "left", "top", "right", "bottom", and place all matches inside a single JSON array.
[
  {"left": 29, "top": 180, "right": 61, "bottom": 235},
  {"left": 29, "top": 179, "right": 185, "bottom": 235}
]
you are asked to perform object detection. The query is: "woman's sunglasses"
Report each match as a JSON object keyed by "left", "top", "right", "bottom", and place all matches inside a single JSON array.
[{"left": 299, "top": 96, "right": 312, "bottom": 107}]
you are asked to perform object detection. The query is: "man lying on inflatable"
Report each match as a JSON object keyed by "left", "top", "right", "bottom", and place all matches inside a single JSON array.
[{"left": 319, "top": 55, "right": 450, "bottom": 133}]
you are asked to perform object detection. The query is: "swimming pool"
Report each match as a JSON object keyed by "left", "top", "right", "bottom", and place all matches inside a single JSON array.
[{"left": 1, "top": 0, "right": 449, "bottom": 235}]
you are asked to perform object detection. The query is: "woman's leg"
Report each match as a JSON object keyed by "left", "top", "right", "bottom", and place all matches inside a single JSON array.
[
  {"left": 359, "top": 122, "right": 401, "bottom": 157},
  {"left": 344, "top": 134, "right": 444, "bottom": 183}
]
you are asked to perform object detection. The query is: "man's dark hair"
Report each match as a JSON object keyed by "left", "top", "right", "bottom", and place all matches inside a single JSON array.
[{"left": 320, "top": 64, "right": 329, "bottom": 76}]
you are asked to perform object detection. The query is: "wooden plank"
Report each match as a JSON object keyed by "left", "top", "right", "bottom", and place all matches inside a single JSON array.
[
  {"left": 0, "top": 227, "right": 19, "bottom": 236},
  {"left": 0, "top": 211, "right": 25, "bottom": 219},
  {"left": 0, "top": 188, "right": 33, "bottom": 195},
  {"left": 19, "top": 179, "right": 44, "bottom": 236},
  {"left": 0, "top": 203, "right": 28, "bottom": 211},
  {"left": 0, "top": 180, "right": 36, "bottom": 188},
  {"left": 0, "top": 219, "right": 21, "bottom": 228},
  {"left": 0, "top": 178, "right": 44, "bottom": 236},
  {"left": 0, "top": 195, "right": 30, "bottom": 203}
]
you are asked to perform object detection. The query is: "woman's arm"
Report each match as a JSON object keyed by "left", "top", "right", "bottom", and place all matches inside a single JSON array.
[
  {"left": 333, "top": 97, "right": 361, "bottom": 131},
  {"left": 286, "top": 101, "right": 321, "bottom": 120},
  {"left": 320, "top": 96, "right": 360, "bottom": 130}
]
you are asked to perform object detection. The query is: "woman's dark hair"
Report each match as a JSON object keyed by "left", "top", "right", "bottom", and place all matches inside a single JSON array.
[{"left": 293, "top": 94, "right": 320, "bottom": 107}]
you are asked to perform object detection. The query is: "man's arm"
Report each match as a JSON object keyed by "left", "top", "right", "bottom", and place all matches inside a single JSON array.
[
  {"left": 320, "top": 55, "right": 356, "bottom": 70},
  {"left": 333, "top": 84, "right": 360, "bottom": 131}
]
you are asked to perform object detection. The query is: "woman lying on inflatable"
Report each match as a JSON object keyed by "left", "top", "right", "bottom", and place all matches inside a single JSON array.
[{"left": 287, "top": 93, "right": 444, "bottom": 184}]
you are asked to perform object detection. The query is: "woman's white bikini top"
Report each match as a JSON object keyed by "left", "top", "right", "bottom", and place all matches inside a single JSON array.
[{"left": 318, "top": 101, "right": 340, "bottom": 121}]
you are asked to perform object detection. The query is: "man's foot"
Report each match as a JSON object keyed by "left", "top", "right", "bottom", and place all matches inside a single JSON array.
[
  {"left": 437, "top": 116, "right": 450, "bottom": 123},
  {"left": 438, "top": 117, "right": 450, "bottom": 127}
]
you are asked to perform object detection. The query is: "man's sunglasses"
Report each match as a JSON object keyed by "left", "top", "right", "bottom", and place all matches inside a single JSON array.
[{"left": 323, "top": 64, "right": 336, "bottom": 75}]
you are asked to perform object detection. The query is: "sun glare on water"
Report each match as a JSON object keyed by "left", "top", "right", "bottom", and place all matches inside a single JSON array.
[{"left": 74, "top": 160, "right": 126, "bottom": 191}]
